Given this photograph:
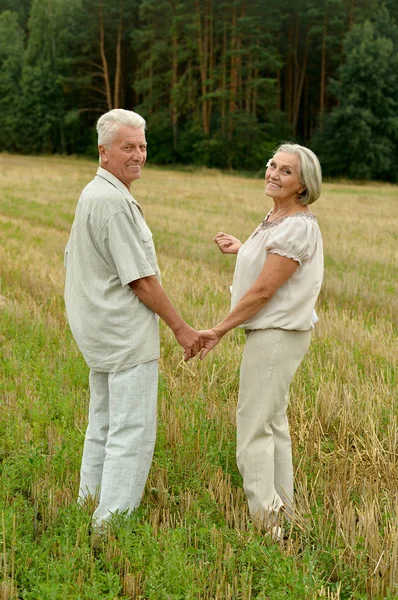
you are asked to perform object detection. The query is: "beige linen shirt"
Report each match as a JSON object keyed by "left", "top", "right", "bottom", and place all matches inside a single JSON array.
[
  {"left": 64, "top": 167, "right": 160, "bottom": 372},
  {"left": 231, "top": 213, "right": 324, "bottom": 331}
]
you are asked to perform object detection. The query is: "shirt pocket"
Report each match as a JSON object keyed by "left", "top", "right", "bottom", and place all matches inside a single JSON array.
[
  {"left": 138, "top": 222, "right": 159, "bottom": 276},
  {"left": 138, "top": 222, "right": 153, "bottom": 242},
  {"left": 64, "top": 241, "right": 71, "bottom": 268}
]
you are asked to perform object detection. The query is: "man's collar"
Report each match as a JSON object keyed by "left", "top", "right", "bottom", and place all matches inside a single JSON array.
[{"left": 96, "top": 167, "right": 140, "bottom": 206}]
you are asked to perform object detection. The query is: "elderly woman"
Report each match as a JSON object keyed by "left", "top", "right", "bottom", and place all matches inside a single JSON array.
[{"left": 200, "top": 143, "right": 324, "bottom": 535}]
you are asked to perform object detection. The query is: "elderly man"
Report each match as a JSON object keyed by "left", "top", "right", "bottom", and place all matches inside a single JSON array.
[{"left": 64, "top": 108, "right": 202, "bottom": 529}]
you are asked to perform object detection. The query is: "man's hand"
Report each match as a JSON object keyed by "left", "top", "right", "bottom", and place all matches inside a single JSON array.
[
  {"left": 173, "top": 324, "right": 203, "bottom": 361},
  {"left": 198, "top": 328, "right": 223, "bottom": 359},
  {"left": 214, "top": 232, "right": 242, "bottom": 255}
]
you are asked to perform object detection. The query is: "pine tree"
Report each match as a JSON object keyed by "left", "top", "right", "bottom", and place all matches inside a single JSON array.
[
  {"left": 0, "top": 11, "right": 24, "bottom": 150},
  {"left": 313, "top": 6, "right": 398, "bottom": 181}
]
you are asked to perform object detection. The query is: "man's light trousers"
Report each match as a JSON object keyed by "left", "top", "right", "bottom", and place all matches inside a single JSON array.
[{"left": 78, "top": 360, "right": 158, "bottom": 527}]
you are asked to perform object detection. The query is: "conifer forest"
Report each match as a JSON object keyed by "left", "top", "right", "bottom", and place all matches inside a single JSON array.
[{"left": 1, "top": 0, "right": 398, "bottom": 180}]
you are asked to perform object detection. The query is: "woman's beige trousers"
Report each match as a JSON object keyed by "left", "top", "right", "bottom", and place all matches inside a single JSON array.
[{"left": 237, "top": 328, "right": 311, "bottom": 526}]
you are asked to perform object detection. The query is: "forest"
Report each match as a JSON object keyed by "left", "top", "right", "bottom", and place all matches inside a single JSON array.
[{"left": 1, "top": 0, "right": 398, "bottom": 181}]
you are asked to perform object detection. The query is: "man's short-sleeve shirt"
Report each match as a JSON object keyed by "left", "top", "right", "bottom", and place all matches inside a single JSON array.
[{"left": 64, "top": 167, "right": 160, "bottom": 372}]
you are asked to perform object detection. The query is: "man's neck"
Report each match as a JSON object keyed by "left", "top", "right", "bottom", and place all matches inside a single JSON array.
[{"left": 99, "top": 165, "right": 130, "bottom": 192}]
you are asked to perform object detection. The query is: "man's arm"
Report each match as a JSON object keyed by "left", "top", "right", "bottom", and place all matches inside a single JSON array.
[{"left": 129, "top": 276, "right": 202, "bottom": 360}]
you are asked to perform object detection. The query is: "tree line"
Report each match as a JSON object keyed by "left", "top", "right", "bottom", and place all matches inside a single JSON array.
[{"left": 1, "top": 0, "right": 397, "bottom": 181}]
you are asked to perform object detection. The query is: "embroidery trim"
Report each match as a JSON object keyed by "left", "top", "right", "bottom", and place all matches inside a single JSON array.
[{"left": 252, "top": 212, "right": 317, "bottom": 238}]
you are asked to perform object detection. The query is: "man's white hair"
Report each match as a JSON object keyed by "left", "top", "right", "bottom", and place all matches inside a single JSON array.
[{"left": 97, "top": 109, "right": 146, "bottom": 148}]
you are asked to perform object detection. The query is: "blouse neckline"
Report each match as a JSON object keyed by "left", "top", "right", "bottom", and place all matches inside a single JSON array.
[{"left": 252, "top": 212, "right": 317, "bottom": 237}]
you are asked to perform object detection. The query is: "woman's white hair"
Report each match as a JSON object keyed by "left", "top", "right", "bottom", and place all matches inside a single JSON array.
[
  {"left": 97, "top": 109, "right": 146, "bottom": 148},
  {"left": 275, "top": 142, "right": 322, "bottom": 205}
]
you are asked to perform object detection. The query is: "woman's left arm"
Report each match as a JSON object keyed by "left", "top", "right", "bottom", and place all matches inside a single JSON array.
[{"left": 200, "top": 253, "right": 299, "bottom": 358}]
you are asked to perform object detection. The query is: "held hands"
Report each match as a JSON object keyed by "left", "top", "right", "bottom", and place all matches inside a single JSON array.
[
  {"left": 175, "top": 325, "right": 223, "bottom": 361},
  {"left": 174, "top": 323, "right": 204, "bottom": 361},
  {"left": 198, "top": 328, "right": 223, "bottom": 360},
  {"left": 214, "top": 232, "right": 242, "bottom": 255}
]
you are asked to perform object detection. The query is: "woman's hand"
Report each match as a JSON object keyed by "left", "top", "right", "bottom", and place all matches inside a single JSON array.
[
  {"left": 199, "top": 328, "right": 223, "bottom": 359},
  {"left": 214, "top": 232, "right": 242, "bottom": 255}
]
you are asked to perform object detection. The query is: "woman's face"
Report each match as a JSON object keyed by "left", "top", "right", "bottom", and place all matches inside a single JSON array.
[{"left": 265, "top": 152, "right": 304, "bottom": 203}]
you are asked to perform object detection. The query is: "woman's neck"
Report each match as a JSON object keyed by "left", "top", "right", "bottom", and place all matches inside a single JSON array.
[{"left": 270, "top": 198, "right": 308, "bottom": 220}]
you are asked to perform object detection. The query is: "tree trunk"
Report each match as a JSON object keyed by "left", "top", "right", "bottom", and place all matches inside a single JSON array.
[
  {"left": 252, "top": 67, "right": 258, "bottom": 117},
  {"left": 237, "top": 3, "right": 245, "bottom": 112},
  {"left": 228, "top": 7, "right": 237, "bottom": 139},
  {"left": 292, "top": 26, "right": 309, "bottom": 132},
  {"left": 113, "top": 0, "right": 123, "bottom": 109},
  {"left": 245, "top": 59, "right": 252, "bottom": 114},
  {"left": 171, "top": 32, "right": 178, "bottom": 149},
  {"left": 236, "top": 37, "right": 242, "bottom": 112},
  {"left": 207, "top": 0, "right": 213, "bottom": 135},
  {"left": 148, "top": 59, "right": 153, "bottom": 114},
  {"left": 221, "top": 20, "right": 227, "bottom": 135},
  {"left": 99, "top": 3, "right": 112, "bottom": 110},
  {"left": 188, "top": 58, "right": 193, "bottom": 116},
  {"left": 196, "top": 0, "right": 209, "bottom": 135},
  {"left": 292, "top": 12, "right": 300, "bottom": 123},
  {"left": 276, "top": 30, "right": 281, "bottom": 111},
  {"left": 319, "top": 9, "right": 327, "bottom": 131},
  {"left": 349, "top": 0, "right": 355, "bottom": 28},
  {"left": 303, "top": 74, "right": 309, "bottom": 141},
  {"left": 285, "top": 21, "right": 293, "bottom": 122}
]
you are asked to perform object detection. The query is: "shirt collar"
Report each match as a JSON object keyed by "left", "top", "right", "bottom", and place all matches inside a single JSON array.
[{"left": 96, "top": 167, "right": 141, "bottom": 209}]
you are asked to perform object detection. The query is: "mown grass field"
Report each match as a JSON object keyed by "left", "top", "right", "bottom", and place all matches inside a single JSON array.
[{"left": 0, "top": 153, "right": 397, "bottom": 600}]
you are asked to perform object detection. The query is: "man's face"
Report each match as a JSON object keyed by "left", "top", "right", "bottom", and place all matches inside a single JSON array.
[{"left": 99, "top": 126, "right": 147, "bottom": 189}]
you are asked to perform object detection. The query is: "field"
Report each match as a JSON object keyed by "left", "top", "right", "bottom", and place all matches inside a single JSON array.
[{"left": 0, "top": 153, "right": 397, "bottom": 600}]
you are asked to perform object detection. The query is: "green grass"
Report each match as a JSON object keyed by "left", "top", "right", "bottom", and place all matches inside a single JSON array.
[{"left": 0, "top": 153, "right": 397, "bottom": 599}]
